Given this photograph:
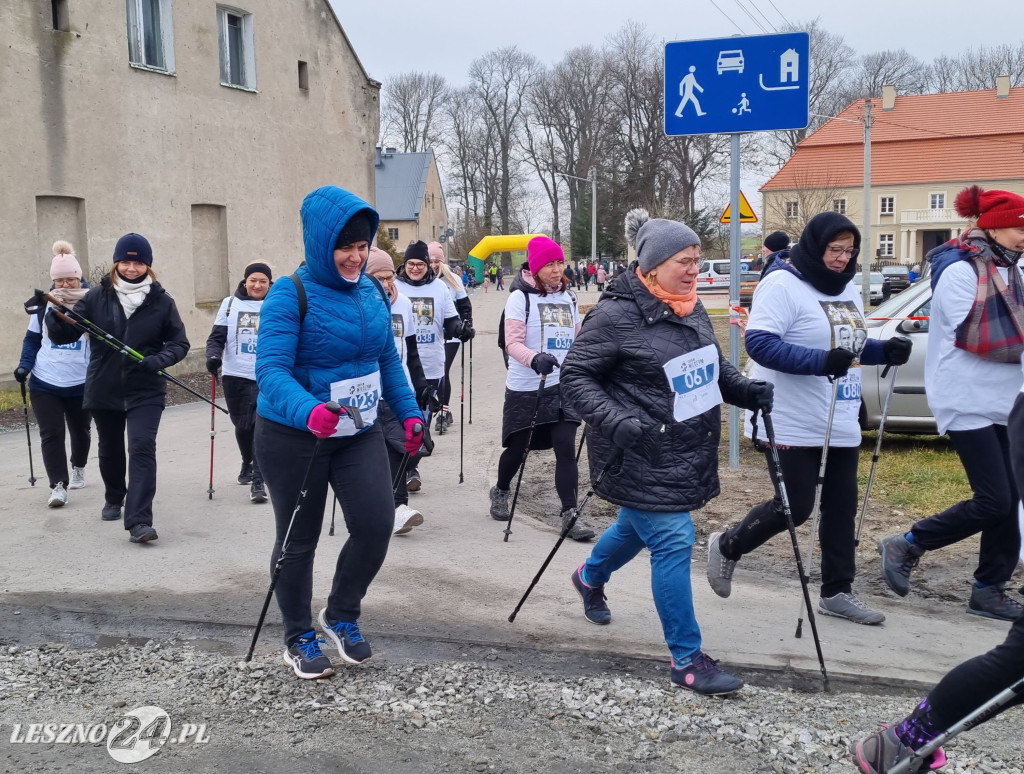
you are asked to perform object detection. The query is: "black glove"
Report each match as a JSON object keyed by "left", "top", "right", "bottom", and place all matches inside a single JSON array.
[
  {"left": 139, "top": 355, "right": 162, "bottom": 374},
  {"left": 530, "top": 352, "right": 559, "bottom": 375},
  {"left": 458, "top": 322, "right": 475, "bottom": 342},
  {"left": 14, "top": 366, "right": 29, "bottom": 384},
  {"left": 882, "top": 336, "right": 912, "bottom": 366},
  {"left": 206, "top": 356, "right": 222, "bottom": 375},
  {"left": 747, "top": 380, "right": 774, "bottom": 413},
  {"left": 823, "top": 348, "right": 857, "bottom": 378},
  {"left": 417, "top": 385, "right": 434, "bottom": 411},
  {"left": 611, "top": 417, "right": 643, "bottom": 449}
]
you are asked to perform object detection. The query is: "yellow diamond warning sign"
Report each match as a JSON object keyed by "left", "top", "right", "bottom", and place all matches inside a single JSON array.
[{"left": 719, "top": 191, "right": 758, "bottom": 224}]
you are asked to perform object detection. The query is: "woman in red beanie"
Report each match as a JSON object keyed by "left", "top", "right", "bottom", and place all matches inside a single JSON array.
[
  {"left": 878, "top": 186, "right": 1024, "bottom": 622},
  {"left": 488, "top": 236, "right": 594, "bottom": 541}
]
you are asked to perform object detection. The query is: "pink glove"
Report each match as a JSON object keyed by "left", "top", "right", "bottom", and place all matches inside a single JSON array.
[
  {"left": 307, "top": 403, "right": 344, "bottom": 439},
  {"left": 403, "top": 417, "right": 424, "bottom": 454}
]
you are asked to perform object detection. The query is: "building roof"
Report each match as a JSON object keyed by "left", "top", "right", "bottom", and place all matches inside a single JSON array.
[
  {"left": 374, "top": 149, "right": 435, "bottom": 221},
  {"left": 762, "top": 87, "right": 1024, "bottom": 191}
]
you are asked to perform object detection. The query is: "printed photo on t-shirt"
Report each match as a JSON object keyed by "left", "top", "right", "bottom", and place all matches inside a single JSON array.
[
  {"left": 538, "top": 302, "right": 574, "bottom": 358},
  {"left": 819, "top": 300, "right": 867, "bottom": 355},
  {"left": 235, "top": 311, "right": 260, "bottom": 356},
  {"left": 538, "top": 303, "right": 573, "bottom": 328},
  {"left": 411, "top": 297, "right": 435, "bottom": 327},
  {"left": 391, "top": 313, "right": 404, "bottom": 340}
]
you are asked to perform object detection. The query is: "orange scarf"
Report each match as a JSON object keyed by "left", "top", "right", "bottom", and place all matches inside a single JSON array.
[{"left": 636, "top": 266, "right": 698, "bottom": 317}]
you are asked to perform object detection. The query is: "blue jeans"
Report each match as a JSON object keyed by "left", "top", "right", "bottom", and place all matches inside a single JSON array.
[{"left": 583, "top": 506, "right": 700, "bottom": 665}]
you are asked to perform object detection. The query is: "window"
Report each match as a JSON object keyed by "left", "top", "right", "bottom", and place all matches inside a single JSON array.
[
  {"left": 832, "top": 198, "right": 847, "bottom": 215},
  {"left": 217, "top": 6, "right": 255, "bottom": 90},
  {"left": 297, "top": 60, "right": 309, "bottom": 90},
  {"left": 52, "top": 0, "right": 70, "bottom": 31},
  {"left": 930, "top": 192, "right": 946, "bottom": 210},
  {"left": 126, "top": 0, "right": 175, "bottom": 72},
  {"left": 387, "top": 228, "right": 399, "bottom": 241},
  {"left": 785, "top": 200, "right": 799, "bottom": 219},
  {"left": 878, "top": 233, "right": 894, "bottom": 257},
  {"left": 191, "top": 205, "right": 229, "bottom": 306},
  {"left": 879, "top": 196, "right": 894, "bottom": 215}
]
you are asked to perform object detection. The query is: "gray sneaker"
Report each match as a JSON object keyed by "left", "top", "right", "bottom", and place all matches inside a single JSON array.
[
  {"left": 47, "top": 483, "right": 68, "bottom": 508},
  {"left": 819, "top": 592, "right": 885, "bottom": 625},
  {"left": 707, "top": 531, "right": 737, "bottom": 598},
  {"left": 559, "top": 508, "right": 595, "bottom": 542},
  {"left": 878, "top": 533, "right": 924, "bottom": 597},
  {"left": 967, "top": 583, "right": 1024, "bottom": 621},
  {"left": 489, "top": 486, "right": 510, "bottom": 521},
  {"left": 68, "top": 466, "right": 86, "bottom": 490}
]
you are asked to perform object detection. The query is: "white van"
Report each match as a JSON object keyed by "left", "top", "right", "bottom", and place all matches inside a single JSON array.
[{"left": 697, "top": 259, "right": 732, "bottom": 289}]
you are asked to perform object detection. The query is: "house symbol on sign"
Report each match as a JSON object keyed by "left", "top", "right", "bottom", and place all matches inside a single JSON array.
[{"left": 760, "top": 49, "right": 801, "bottom": 91}]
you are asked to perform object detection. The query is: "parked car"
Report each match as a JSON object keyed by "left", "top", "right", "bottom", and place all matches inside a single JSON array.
[
  {"left": 696, "top": 259, "right": 732, "bottom": 290},
  {"left": 881, "top": 265, "right": 911, "bottom": 293},
  {"left": 739, "top": 272, "right": 760, "bottom": 306},
  {"left": 860, "top": 279, "right": 934, "bottom": 433},
  {"left": 852, "top": 272, "right": 886, "bottom": 305}
]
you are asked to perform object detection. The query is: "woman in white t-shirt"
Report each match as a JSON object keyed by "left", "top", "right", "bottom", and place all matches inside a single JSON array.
[
  {"left": 878, "top": 186, "right": 1024, "bottom": 622},
  {"left": 15, "top": 241, "right": 92, "bottom": 508},
  {"left": 427, "top": 241, "right": 472, "bottom": 433},
  {"left": 488, "top": 236, "right": 594, "bottom": 541},
  {"left": 707, "top": 212, "right": 911, "bottom": 626}
]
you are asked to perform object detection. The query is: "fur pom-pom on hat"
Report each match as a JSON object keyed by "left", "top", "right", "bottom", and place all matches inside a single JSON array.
[
  {"left": 955, "top": 185, "right": 1024, "bottom": 230},
  {"left": 49, "top": 240, "right": 82, "bottom": 280},
  {"left": 624, "top": 208, "right": 651, "bottom": 249}
]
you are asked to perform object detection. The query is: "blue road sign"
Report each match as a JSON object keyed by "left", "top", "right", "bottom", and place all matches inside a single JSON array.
[{"left": 664, "top": 32, "right": 809, "bottom": 136}]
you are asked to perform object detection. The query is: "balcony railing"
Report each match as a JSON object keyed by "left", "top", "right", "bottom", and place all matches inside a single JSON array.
[{"left": 900, "top": 208, "right": 959, "bottom": 224}]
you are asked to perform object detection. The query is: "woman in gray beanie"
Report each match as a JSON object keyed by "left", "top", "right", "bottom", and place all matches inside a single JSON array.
[{"left": 560, "top": 209, "right": 773, "bottom": 696}]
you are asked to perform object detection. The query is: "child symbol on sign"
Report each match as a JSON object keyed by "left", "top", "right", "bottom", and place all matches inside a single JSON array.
[{"left": 732, "top": 93, "right": 751, "bottom": 115}]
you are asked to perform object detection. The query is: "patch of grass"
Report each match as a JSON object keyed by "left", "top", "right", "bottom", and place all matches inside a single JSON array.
[
  {"left": 858, "top": 433, "right": 970, "bottom": 517},
  {"left": 0, "top": 389, "right": 26, "bottom": 412}
]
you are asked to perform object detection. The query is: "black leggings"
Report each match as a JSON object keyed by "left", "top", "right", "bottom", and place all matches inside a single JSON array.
[
  {"left": 496, "top": 420, "right": 578, "bottom": 510},
  {"left": 720, "top": 445, "right": 859, "bottom": 598},
  {"left": 30, "top": 389, "right": 91, "bottom": 488},
  {"left": 440, "top": 342, "right": 460, "bottom": 408},
  {"left": 221, "top": 375, "right": 262, "bottom": 483}
]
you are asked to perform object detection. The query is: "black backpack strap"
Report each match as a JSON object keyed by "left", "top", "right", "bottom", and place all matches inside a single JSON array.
[
  {"left": 289, "top": 274, "right": 307, "bottom": 324},
  {"left": 366, "top": 274, "right": 390, "bottom": 308}
]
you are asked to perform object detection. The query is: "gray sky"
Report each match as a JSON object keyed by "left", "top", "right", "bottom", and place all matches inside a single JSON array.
[{"left": 330, "top": 0, "right": 1020, "bottom": 85}]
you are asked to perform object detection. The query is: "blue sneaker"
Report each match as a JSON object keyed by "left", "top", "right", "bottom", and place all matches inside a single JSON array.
[
  {"left": 283, "top": 631, "right": 334, "bottom": 680},
  {"left": 318, "top": 608, "right": 372, "bottom": 664},
  {"left": 671, "top": 652, "right": 743, "bottom": 696},
  {"left": 571, "top": 565, "right": 610, "bottom": 625}
]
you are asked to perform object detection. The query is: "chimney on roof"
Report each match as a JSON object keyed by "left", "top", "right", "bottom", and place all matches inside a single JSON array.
[
  {"left": 882, "top": 85, "right": 896, "bottom": 111},
  {"left": 385, "top": 147, "right": 397, "bottom": 154},
  {"left": 996, "top": 74, "right": 1011, "bottom": 98},
  {"left": 375, "top": 146, "right": 382, "bottom": 167}
]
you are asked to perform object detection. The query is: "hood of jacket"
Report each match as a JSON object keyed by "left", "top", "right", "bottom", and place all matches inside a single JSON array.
[{"left": 299, "top": 186, "right": 379, "bottom": 292}]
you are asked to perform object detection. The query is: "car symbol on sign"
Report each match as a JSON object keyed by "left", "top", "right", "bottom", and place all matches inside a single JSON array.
[{"left": 717, "top": 50, "right": 744, "bottom": 75}]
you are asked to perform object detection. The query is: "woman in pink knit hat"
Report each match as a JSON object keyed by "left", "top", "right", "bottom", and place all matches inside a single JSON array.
[{"left": 488, "top": 236, "right": 594, "bottom": 541}]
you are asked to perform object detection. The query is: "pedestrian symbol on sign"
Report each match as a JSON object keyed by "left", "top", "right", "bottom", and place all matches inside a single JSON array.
[{"left": 674, "top": 66, "right": 707, "bottom": 118}]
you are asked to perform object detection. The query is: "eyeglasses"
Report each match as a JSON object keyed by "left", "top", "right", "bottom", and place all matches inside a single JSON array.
[
  {"left": 406, "top": 261, "right": 427, "bottom": 269},
  {"left": 670, "top": 256, "right": 702, "bottom": 269},
  {"left": 374, "top": 273, "right": 396, "bottom": 283},
  {"left": 54, "top": 277, "right": 80, "bottom": 287},
  {"left": 826, "top": 245, "right": 859, "bottom": 259}
]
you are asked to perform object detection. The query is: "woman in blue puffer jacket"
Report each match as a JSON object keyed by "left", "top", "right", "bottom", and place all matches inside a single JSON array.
[{"left": 255, "top": 185, "right": 423, "bottom": 680}]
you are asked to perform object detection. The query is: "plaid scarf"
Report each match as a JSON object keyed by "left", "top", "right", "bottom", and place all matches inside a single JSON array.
[{"left": 953, "top": 228, "right": 1024, "bottom": 362}]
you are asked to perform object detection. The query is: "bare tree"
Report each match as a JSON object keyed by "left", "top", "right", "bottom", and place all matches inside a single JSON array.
[
  {"left": 520, "top": 70, "right": 564, "bottom": 241},
  {"left": 849, "top": 49, "right": 933, "bottom": 98},
  {"left": 381, "top": 72, "right": 449, "bottom": 152},
  {"left": 932, "top": 44, "right": 1024, "bottom": 91},
  {"left": 762, "top": 169, "right": 853, "bottom": 238}
]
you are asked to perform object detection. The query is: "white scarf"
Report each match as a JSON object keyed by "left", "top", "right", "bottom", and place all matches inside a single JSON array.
[{"left": 113, "top": 274, "right": 153, "bottom": 318}]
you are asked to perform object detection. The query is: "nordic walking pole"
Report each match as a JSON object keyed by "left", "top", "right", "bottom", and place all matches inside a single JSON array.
[
  {"left": 509, "top": 450, "right": 622, "bottom": 622},
  {"left": 392, "top": 421, "right": 424, "bottom": 494},
  {"left": 20, "top": 382, "right": 37, "bottom": 486},
  {"left": 208, "top": 374, "right": 217, "bottom": 499},
  {"left": 39, "top": 291, "right": 227, "bottom": 413},
  {"left": 245, "top": 401, "right": 352, "bottom": 661},
  {"left": 326, "top": 401, "right": 371, "bottom": 537},
  {"left": 754, "top": 410, "right": 831, "bottom": 693},
  {"left": 888, "top": 674, "right": 1024, "bottom": 774},
  {"left": 468, "top": 338, "right": 473, "bottom": 425},
  {"left": 855, "top": 363, "right": 899, "bottom": 546},
  {"left": 575, "top": 427, "right": 586, "bottom": 463},
  {"left": 459, "top": 342, "right": 466, "bottom": 484},
  {"left": 795, "top": 376, "right": 841, "bottom": 639},
  {"left": 503, "top": 373, "right": 547, "bottom": 542}
]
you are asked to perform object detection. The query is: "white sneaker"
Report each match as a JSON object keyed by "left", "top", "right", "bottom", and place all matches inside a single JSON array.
[
  {"left": 393, "top": 504, "right": 424, "bottom": 535},
  {"left": 48, "top": 483, "right": 68, "bottom": 508},
  {"left": 68, "top": 466, "right": 86, "bottom": 489}
]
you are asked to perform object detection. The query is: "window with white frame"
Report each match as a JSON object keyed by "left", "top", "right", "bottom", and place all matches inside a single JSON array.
[
  {"left": 126, "top": 0, "right": 175, "bottom": 72},
  {"left": 878, "top": 233, "right": 894, "bottom": 257},
  {"left": 387, "top": 228, "right": 399, "bottom": 242},
  {"left": 832, "top": 198, "right": 847, "bottom": 215},
  {"left": 930, "top": 192, "right": 946, "bottom": 210},
  {"left": 785, "top": 200, "right": 799, "bottom": 219},
  {"left": 880, "top": 196, "right": 894, "bottom": 215},
  {"left": 217, "top": 6, "right": 255, "bottom": 90}
]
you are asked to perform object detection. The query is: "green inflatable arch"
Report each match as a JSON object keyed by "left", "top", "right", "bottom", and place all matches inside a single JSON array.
[{"left": 467, "top": 234, "right": 545, "bottom": 282}]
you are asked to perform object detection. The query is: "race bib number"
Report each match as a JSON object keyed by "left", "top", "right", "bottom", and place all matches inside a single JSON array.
[
  {"left": 416, "top": 331, "right": 436, "bottom": 345},
  {"left": 539, "top": 302, "right": 574, "bottom": 364},
  {"left": 329, "top": 370, "right": 380, "bottom": 437},
  {"left": 235, "top": 311, "right": 260, "bottom": 356},
  {"left": 50, "top": 340, "right": 82, "bottom": 352},
  {"left": 662, "top": 344, "right": 723, "bottom": 422},
  {"left": 837, "top": 369, "right": 862, "bottom": 402}
]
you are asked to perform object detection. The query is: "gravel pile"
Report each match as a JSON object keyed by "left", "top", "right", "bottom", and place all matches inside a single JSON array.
[{"left": 1, "top": 640, "right": 1022, "bottom": 773}]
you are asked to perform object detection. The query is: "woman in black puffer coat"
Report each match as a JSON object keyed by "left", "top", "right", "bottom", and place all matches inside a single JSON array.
[
  {"left": 47, "top": 233, "right": 189, "bottom": 544},
  {"left": 561, "top": 209, "right": 772, "bottom": 697}
]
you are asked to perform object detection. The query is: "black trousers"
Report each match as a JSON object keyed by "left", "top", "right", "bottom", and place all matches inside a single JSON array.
[
  {"left": 221, "top": 375, "right": 262, "bottom": 483},
  {"left": 439, "top": 342, "right": 460, "bottom": 408},
  {"left": 910, "top": 424, "right": 1021, "bottom": 585},
  {"left": 255, "top": 417, "right": 395, "bottom": 646},
  {"left": 91, "top": 405, "right": 163, "bottom": 529},
  {"left": 720, "top": 445, "right": 859, "bottom": 598},
  {"left": 408, "top": 377, "right": 441, "bottom": 475},
  {"left": 387, "top": 446, "right": 407, "bottom": 507},
  {"left": 496, "top": 419, "right": 579, "bottom": 511},
  {"left": 30, "top": 389, "right": 91, "bottom": 488}
]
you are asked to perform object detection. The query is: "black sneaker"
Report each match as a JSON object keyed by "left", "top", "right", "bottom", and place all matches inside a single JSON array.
[
  {"left": 435, "top": 411, "right": 446, "bottom": 435},
  {"left": 101, "top": 503, "right": 122, "bottom": 522},
  {"left": 283, "top": 631, "right": 334, "bottom": 680},
  {"left": 489, "top": 485, "right": 510, "bottom": 521},
  {"left": 671, "top": 652, "right": 743, "bottom": 696},
  {"left": 318, "top": 608, "right": 372, "bottom": 664},
  {"left": 250, "top": 481, "right": 267, "bottom": 503},
  {"left": 444, "top": 410, "right": 454, "bottom": 429},
  {"left": 878, "top": 534, "right": 923, "bottom": 597},
  {"left": 560, "top": 508, "right": 595, "bottom": 541},
  {"left": 128, "top": 524, "right": 158, "bottom": 543},
  {"left": 237, "top": 462, "right": 253, "bottom": 485},
  {"left": 571, "top": 565, "right": 610, "bottom": 624},
  {"left": 967, "top": 583, "right": 1024, "bottom": 621},
  {"left": 406, "top": 469, "right": 421, "bottom": 493}
]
